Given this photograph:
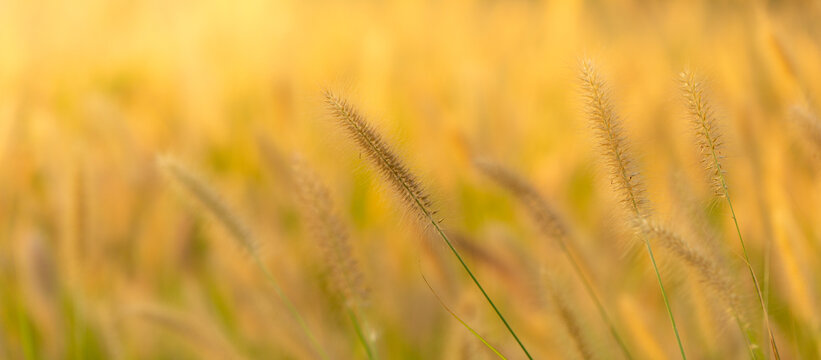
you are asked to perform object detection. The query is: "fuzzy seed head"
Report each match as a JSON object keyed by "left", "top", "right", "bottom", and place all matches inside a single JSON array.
[
  {"left": 638, "top": 219, "right": 742, "bottom": 320},
  {"left": 158, "top": 156, "right": 257, "bottom": 254},
  {"left": 580, "top": 60, "right": 650, "bottom": 218},
  {"left": 474, "top": 158, "right": 568, "bottom": 240},
  {"left": 324, "top": 90, "right": 436, "bottom": 223},
  {"left": 543, "top": 273, "right": 593, "bottom": 360},
  {"left": 680, "top": 70, "right": 726, "bottom": 198},
  {"left": 291, "top": 156, "right": 369, "bottom": 305}
]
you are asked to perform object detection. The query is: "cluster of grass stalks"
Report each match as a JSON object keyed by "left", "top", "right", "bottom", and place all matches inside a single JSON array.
[{"left": 2, "top": 0, "right": 821, "bottom": 359}]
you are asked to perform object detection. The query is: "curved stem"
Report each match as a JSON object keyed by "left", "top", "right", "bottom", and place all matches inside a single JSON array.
[
  {"left": 346, "top": 307, "right": 374, "bottom": 360},
  {"left": 253, "top": 255, "right": 330, "bottom": 360},
  {"left": 559, "top": 241, "right": 634, "bottom": 359},
  {"left": 702, "top": 122, "right": 780, "bottom": 359},
  {"left": 431, "top": 225, "right": 533, "bottom": 359},
  {"left": 642, "top": 237, "right": 687, "bottom": 359},
  {"left": 420, "top": 269, "right": 508, "bottom": 360},
  {"left": 341, "top": 110, "right": 532, "bottom": 359},
  {"left": 722, "top": 189, "right": 780, "bottom": 359}
]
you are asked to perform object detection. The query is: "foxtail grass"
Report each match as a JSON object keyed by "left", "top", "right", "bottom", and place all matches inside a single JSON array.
[
  {"left": 680, "top": 71, "right": 780, "bottom": 359},
  {"left": 291, "top": 156, "right": 374, "bottom": 359},
  {"left": 420, "top": 271, "right": 507, "bottom": 359},
  {"left": 474, "top": 158, "right": 634, "bottom": 359},
  {"left": 639, "top": 219, "right": 758, "bottom": 358},
  {"left": 543, "top": 273, "right": 593, "bottom": 360},
  {"left": 324, "top": 90, "right": 533, "bottom": 359},
  {"left": 580, "top": 59, "right": 686, "bottom": 359},
  {"left": 157, "top": 156, "right": 330, "bottom": 360}
]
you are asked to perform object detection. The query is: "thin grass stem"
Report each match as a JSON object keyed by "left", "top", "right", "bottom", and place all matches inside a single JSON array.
[
  {"left": 680, "top": 71, "right": 780, "bottom": 359},
  {"left": 420, "top": 270, "right": 507, "bottom": 360},
  {"left": 159, "top": 157, "right": 330, "bottom": 360},
  {"left": 474, "top": 159, "right": 634, "bottom": 359},
  {"left": 325, "top": 91, "right": 532, "bottom": 359},
  {"left": 346, "top": 307, "right": 374, "bottom": 360},
  {"left": 581, "top": 59, "right": 686, "bottom": 359},
  {"left": 253, "top": 255, "right": 331, "bottom": 360}
]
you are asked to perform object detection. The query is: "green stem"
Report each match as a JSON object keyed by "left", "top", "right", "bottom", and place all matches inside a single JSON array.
[
  {"left": 642, "top": 236, "right": 687, "bottom": 359},
  {"left": 343, "top": 112, "right": 531, "bottom": 359},
  {"left": 594, "top": 80, "right": 685, "bottom": 358},
  {"left": 253, "top": 255, "right": 330, "bottom": 360},
  {"left": 722, "top": 188, "right": 780, "bottom": 360},
  {"left": 608, "top": 131, "right": 685, "bottom": 358},
  {"left": 732, "top": 309, "right": 760, "bottom": 360},
  {"left": 559, "top": 241, "right": 634, "bottom": 359},
  {"left": 17, "top": 303, "right": 35, "bottom": 360},
  {"left": 420, "top": 271, "right": 507, "bottom": 359},
  {"left": 432, "top": 225, "right": 533, "bottom": 359},
  {"left": 346, "top": 307, "right": 374, "bottom": 360},
  {"left": 701, "top": 115, "right": 780, "bottom": 358}
]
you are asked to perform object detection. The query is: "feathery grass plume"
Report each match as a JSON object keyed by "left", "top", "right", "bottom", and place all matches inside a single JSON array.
[
  {"left": 580, "top": 59, "right": 686, "bottom": 359},
  {"left": 323, "top": 91, "right": 433, "bottom": 221},
  {"left": 680, "top": 70, "right": 780, "bottom": 359},
  {"left": 474, "top": 157, "right": 634, "bottom": 359},
  {"left": 638, "top": 219, "right": 759, "bottom": 358},
  {"left": 157, "top": 156, "right": 329, "bottom": 360},
  {"left": 473, "top": 159, "right": 567, "bottom": 239},
  {"left": 579, "top": 60, "right": 650, "bottom": 219},
  {"left": 324, "top": 90, "right": 532, "bottom": 359},
  {"left": 680, "top": 73, "right": 726, "bottom": 198},
  {"left": 544, "top": 273, "right": 593, "bottom": 360},
  {"left": 640, "top": 220, "right": 738, "bottom": 310},
  {"left": 292, "top": 156, "right": 369, "bottom": 305},
  {"left": 290, "top": 156, "right": 374, "bottom": 359},
  {"left": 158, "top": 156, "right": 256, "bottom": 252},
  {"left": 555, "top": 299, "right": 592, "bottom": 360}
]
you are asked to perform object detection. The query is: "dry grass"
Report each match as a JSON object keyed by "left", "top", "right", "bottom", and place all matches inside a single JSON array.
[
  {"left": 2, "top": 1, "right": 821, "bottom": 359},
  {"left": 581, "top": 59, "right": 685, "bottom": 358}
]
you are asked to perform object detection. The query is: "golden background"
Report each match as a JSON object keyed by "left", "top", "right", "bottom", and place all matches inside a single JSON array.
[{"left": 0, "top": 0, "right": 819, "bottom": 358}]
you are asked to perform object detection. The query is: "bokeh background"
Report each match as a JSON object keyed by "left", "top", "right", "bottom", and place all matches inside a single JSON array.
[{"left": 1, "top": 0, "right": 820, "bottom": 358}]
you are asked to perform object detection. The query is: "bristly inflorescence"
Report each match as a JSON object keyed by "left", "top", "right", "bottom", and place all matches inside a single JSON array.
[
  {"left": 639, "top": 218, "right": 756, "bottom": 353},
  {"left": 158, "top": 156, "right": 258, "bottom": 254},
  {"left": 291, "top": 156, "right": 369, "bottom": 306},
  {"left": 474, "top": 158, "right": 568, "bottom": 240},
  {"left": 638, "top": 219, "right": 741, "bottom": 317},
  {"left": 324, "top": 90, "right": 436, "bottom": 223},
  {"left": 476, "top": 157, "right": 639, "bottom": 359},
  {"left": 326, "top": 90, "right": 533, "bottom": 359},
  {"left": 543, "top": 274, "right": 593, "bottom": 360},
  {"left": 580, "top": 60, "right": 650, "bottom": 218},
  {"left": 682, "top": 70, "right": 781, "bottom": 358},
  {"left": 680, "top": 71, "right": 726, "bottom": 197}
]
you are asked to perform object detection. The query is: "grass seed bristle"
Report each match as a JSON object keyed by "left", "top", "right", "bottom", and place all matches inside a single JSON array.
[
  {"left": 680, "top": 71, "right": 726, "bottom": 197},
  {"left": 158, "top": 156, "right": 257, "bottom": 254},
  {"left": 326, "top": 90, "right": 533, "bottom": 359},
  {"left": 474, "top": 158, "right": 568, "bottom": 240},
  {"left": 580, "top": 60, "right": 650, "bottom": 218},
  {"left": 291, "top": 156, "right": 369, "bottom": 306},
  {"left": 323, "top": 91, "right": 435, "bottom": 222}
]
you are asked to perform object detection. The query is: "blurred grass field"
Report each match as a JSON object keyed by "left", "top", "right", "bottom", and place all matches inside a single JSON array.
[{"left": 1, "top": 0, "right": 821, "bottom": 358}]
